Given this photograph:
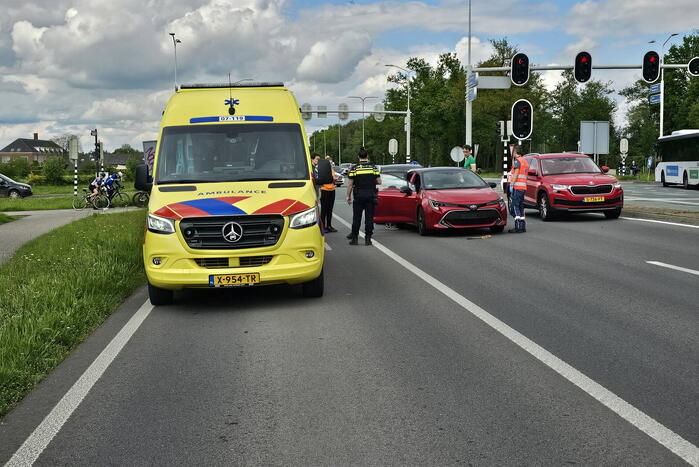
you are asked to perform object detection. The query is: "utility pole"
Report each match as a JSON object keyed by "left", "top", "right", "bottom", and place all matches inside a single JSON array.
[
  {"left": 465, "top": 0, "right": 472, "bottom": 147},
  {"left": 169, "top": 32, "right": 181, "bottom": 91},
  {"left": 338, "top": 125, "right": 342, "bottom": 164},
  {"left": 347, "top": 96, "right": 377, "bottom": 147},
  {"left": 650, "top": 33, "right": 678, "bottom": 137}
]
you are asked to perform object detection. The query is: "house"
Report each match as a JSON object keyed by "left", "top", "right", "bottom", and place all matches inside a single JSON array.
[{"left": 0, "top": 133, "right": 67, "bottom": 164}]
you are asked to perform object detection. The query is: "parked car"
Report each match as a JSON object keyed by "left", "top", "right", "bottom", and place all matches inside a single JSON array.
[
  {"left": 378, "top": 163, "right": 422, "bottom": 180},
  {"left": 375, "top": 167, "right": 507, "bottom": 235},
  {"left": 332, "top": 166, "right": 344, "bottom": 186},
  {"left": 506, "top": 153, "right": 623, "bottom": 220},
  {"left": 0, "top": 174, "right": 32, "bottom": 198},
  {"left": 338, "top": 163, "right": 353, "bottom": 176}
]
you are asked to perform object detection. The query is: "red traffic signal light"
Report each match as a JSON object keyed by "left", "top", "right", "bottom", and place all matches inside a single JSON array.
[
  {"left": 511, "top": 53, "right": 530, "bottom": 86},
  {"left": 642, "top": 51, "right": 660, "bottom": 83},
  {"left": 574, "top": 51, "right": 592, "bottom": 83},
  {"left": 511, "top": 99, "right": 533, "bottom": 140},
  {"left": 688, "top": 57, "right": 699, "bottom": 77}
]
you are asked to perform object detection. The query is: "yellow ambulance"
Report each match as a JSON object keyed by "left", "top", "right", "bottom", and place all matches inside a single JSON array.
[{"left": 137, "top": 82, "right": 324, "bottom": 305}]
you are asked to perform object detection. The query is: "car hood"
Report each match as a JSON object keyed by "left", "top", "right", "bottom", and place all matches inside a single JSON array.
[
  {"left": 425, "top": 188, "right": 501, "bottom": 205},
  {"left": 542, "top": 173, "right": 617, "bottom": 185},
  {"left": 16, "top": 183, "right": 31, "bottom": 189},
  {"left": 149, "top": 181, "right": 316, "bottom": 219}
]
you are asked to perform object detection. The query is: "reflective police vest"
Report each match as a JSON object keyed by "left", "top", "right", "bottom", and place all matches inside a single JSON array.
[{"left": 513, "top": 157, "right": 530, "bottom": 191}]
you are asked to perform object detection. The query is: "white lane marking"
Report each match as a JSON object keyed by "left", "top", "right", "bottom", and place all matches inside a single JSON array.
[
  {"left": 332, "top": 213, "right": 699, "bottom": 465},
  {"left": 646, "top": 261, "right": 699, "bottom": 277},
  {"left": 324, "top": 242, "right": 332, "bottom": 251},
  {"left": 621, "top": 217, "right": 699, "bottom": 229},
  {"left": 7, "top": 301, "right": 154, "bottom": 466},
  {"left": 625, "top": 197, "right": 699, "bottom": 206}
]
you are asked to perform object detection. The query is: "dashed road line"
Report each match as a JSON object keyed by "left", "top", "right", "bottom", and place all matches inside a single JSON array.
[
  {"left": 646, "top": 261, "right": 699, "bottom": 277},
  {"left": 333, "top": 212, "right": 699, "bottom": 465},
  {"left": 621, "top": 217, "right": 699, "bottom": 229}
]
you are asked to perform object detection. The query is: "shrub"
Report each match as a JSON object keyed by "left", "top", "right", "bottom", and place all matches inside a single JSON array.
[
  {"left": 42, "top": 156, "right": 66, "bottom": 185},
  {"left": 27, "top": 174, "right": 46, "bottom": 186}
]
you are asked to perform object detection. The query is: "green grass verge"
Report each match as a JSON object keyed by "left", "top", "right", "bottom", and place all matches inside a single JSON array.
[
  {"left": 0, "top": 213, "right": 18, "bottom": 225},
  {"left": 31, "top": 185, "right": 77, "bottom": 195},
  {"left": 0, "top": 210, "right": 146, "bottom": 416},
  {"left": 0, "top": 196, "right": 74, "bottom": 211}
]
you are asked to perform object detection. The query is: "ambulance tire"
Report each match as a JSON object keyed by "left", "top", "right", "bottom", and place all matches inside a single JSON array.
[
  {"left": 302, "top": 269, "right": 324, "bottom": 298},
  {"left": 148, "top": 282, "right": 173, "bottom": 306}
]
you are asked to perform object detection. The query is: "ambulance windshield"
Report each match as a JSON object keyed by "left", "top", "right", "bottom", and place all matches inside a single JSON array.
[{"left": 155, "top": 123, "right": 309, "bottom": 184}]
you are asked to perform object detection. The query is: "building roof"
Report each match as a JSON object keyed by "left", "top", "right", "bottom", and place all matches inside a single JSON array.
[{"left": 0, "top": 138, "right": 65, "bottom": 154}]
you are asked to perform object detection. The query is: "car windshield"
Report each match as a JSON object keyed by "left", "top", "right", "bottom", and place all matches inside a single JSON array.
[
  {"left": 422, "top": 169, "right": 488, "bottom": 190},
  {"left": 1, "top": 174, "right": 17, "bottom": 184},
  {"left": 155, "top": 123, "right": 309, "bottom": 184},
  {"left": 540, "top": 157, "right": 601, "bottom": 175},
  {"left": 378, "top": 173, "right": 408, "bottom": 191}
]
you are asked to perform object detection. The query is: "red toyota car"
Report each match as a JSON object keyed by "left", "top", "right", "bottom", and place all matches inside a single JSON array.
[
  {"left": 375, "top": 167, "right": 508, "bottom": 235},
  {"left": 511, "top": 153, "right": 624, "bottom": 220}
]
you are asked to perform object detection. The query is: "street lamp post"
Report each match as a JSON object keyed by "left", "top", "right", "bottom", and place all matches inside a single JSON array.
[
  {"left": 385, "top": 64, "right": 412, "bottom": 162},
  {"left": 650, "top": 33, "right": 678, "bottom": 138},
  {"left": 169, "top": 33, "right": 181, "bottom": 91},
  {"left": 347, "top": 96, "right": 377, "bottom": 147}
]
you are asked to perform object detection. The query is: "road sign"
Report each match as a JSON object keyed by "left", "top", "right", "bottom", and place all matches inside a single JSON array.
[
  {"left": 647, "top": 156, "right": 653, "bottom": 168},
  {"left": 468, "top": 73, "right": 478, "bottom": 88},
  {"left": 338, "top": 103, "right": 349, "bottom": 120},
  {"left": 620, "top": 138, "right": 628, "bottom": 154},
  {"left": 450, "top": 146, "right": 465, "bottom": 163},
  {"left": 388, "top": 138, "right": 398, "bottom": 156},
  {"left": 467, "top": 87, "right": 477, "bottom": 102},
  {"left": 580, "top": 121, "right": 609, "bottom": 155},
  {"left": 477, "top": 76, "right": 511, "bottom": 89},
  {"left": 373, "top": 103, "right": 385, "bottom": 122},
  {"left": 301, "top": 103, "right": 312, "bottom": 120},
  {"left": 317, "top": 105, "right": 327, "bottom": 118},
  {"left": 649, "top": 83, "right": 660, "bottom": 93},
  {"left": 649, "top": 94, "right": 661, "bottom": 105}
]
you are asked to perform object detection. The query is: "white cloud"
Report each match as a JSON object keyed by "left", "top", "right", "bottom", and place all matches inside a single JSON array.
[{"left": 297, "top": 32, "right": 373, "bottom": 83}]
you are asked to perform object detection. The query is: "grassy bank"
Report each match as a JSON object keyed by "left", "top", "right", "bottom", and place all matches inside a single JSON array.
[
  {"left": 0, "top": 196, "right": 74, "bottom": 212},
  {"left": 0, "top": 213, "right": 18, "bottom": 225},
  {"left": 0, "top": 210, "right": 146, "bottom": 416}
]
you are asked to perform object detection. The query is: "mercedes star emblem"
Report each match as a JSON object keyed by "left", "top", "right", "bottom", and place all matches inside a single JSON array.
[{"left": 222, "top": 222, "right": 244, "bottom": 243}]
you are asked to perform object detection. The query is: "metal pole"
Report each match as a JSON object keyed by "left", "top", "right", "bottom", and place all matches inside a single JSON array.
[
  {"left": 361, "top": 100, "right": 365, "bottom": 147},
  {"left": 406, "top": 78, "right": 411, "bottom": 162},
  {"left": 465, "top": 0, "right": 472, "bottom": 147},
  {"left": 338, "top": 125, "right": 342, "bottom": 164},
  {"left": 323, "top": 129, "right": 326, "bottom": 156},
  {"left": 73, "top": 159, "right": 78, "bottom": 197},
  {"left": 169, "top": 33, "right": 179, "bottom": 91}
]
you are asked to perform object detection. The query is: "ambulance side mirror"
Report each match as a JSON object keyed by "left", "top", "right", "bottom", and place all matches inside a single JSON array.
[{"left": 135, "top": 164, "right": 152, "bottom": 193}]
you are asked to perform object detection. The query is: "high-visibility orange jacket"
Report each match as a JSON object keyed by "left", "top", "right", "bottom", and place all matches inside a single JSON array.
[{"left": 512, "top": 157, "right": 529, "bottom": 191}]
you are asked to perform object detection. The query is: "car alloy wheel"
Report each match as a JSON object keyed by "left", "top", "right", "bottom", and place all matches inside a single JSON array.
[
  {"left": 417, "top": 207, "right": 429, "bottom": 236},
  {"left": 8, "top": 190, "right": 20, "bottom": 199},
  {"left": 538, "top": 192, "right": 553, "bottom": 221}
]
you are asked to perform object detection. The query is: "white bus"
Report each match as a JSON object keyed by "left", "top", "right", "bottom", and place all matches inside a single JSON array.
[{"left": 655, "top": 129, "right": 699, "bottom": 189}]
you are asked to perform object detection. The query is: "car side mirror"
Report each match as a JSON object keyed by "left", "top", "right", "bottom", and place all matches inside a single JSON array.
[
  {"left": 134, "top": 164, "right": 152, "bottom": 193},
  {"left": 527, "top": 169, "right": 538, "bottom": 176},
  {"left": 488, "top": 182, "right": 497, "bottom": 188},
  {"left": 600, "top": 166, "right": 609, "bottom": 173},
  {"left": 399, "top": 186, "right": 412, "bottom": 195}
]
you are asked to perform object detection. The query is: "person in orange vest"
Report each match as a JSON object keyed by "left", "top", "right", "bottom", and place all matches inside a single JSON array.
[
  {"left": 508, "top": 145, "right": 529, "bottom": 233},
  {"left": 320, "top": 156, "right": 338, "bottom": 232}
]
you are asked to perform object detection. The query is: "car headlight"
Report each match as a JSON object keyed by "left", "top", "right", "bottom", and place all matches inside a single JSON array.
[
  {"left": 289, "top": 206, "right": 318, "bottom": 229},
  {"left": 429, "top": 199, "right": 445, "bottom": 210},
  {"left": 613, "top": 182, "right": 622, "bottom": 189},
  {"left": 551, "top": 184, "right": 569, "bottom": 191},
  {"left": 498, "top": 198, "right": 506, "bottom": 208},
  {"left": 147, "top": 213, "right": 175, "bottom": 234}
]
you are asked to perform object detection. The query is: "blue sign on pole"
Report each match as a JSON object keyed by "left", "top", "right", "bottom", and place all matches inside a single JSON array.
[
  {"left": 649, "top": 83, "right": 661, "bottom": 93},
  {"left": 647, "top": 156, "right": 653, "bottom": 168},
  {"left": 649, "top": 93, "right": 661, "bottom": 105}
]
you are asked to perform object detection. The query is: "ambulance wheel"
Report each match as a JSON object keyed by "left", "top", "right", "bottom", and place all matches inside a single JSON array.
[
  {"left": 148, "top": 282, "right": 173, "bottom": 306},
  {"left": 302, "top": 269, "right": 324, "bottom": 298}
]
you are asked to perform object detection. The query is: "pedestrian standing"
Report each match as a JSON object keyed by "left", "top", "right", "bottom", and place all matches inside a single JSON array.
[
  {"left": 320, "top": 158, "right": 338, "bottom": 232},
  {"left": 346, "top": 147, "right": 381, "bottom": 245},
  {"left": 508, "top": 145, "right": 529, "bottom": 233},
  {"left": 311, "top": 152, "right": 321, "bottom": 198},
  {"left": 463, "top": 145, "right": 477, "bottom": 172}
]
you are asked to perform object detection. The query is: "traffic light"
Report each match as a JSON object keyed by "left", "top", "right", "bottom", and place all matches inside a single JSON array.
[
  {"left": 496, "top": 121, "right": 504, "bottom": 137},
  {"left": 574, "top": 51, "right": 592, "bottom": 83},
  {"left": 94, "top": 141, "right": 100, "bottom": 161},
  {"left": 511, "top": 53, "right": 529, "bottom": 86},
  {"left": 688, "top": 57, "right": 699, "bottom": 77},
  {"left": 511, "top": 99, "right": 533, "bottom": 141},
  {"left": 642, "top": 51, "right": 660, "bottom": 83}
]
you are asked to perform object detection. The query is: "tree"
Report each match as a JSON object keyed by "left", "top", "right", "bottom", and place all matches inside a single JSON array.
[
  {"left": 42, "top": 156, "right": 66, "bottom": 185},
  {"left": 114, "top": 143, "right": 141, "bottom": 155},
  {"left": 50, "top": 134, "right": 80, "bottom": 153}
]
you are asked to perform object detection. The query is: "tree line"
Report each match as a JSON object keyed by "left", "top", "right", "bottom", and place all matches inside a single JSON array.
[{"left": 311, "top": 33, "right": 699, "bottom": 170}]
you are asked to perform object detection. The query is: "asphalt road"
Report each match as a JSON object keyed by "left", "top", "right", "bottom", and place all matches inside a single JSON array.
[
  {"left": 1, "top": 203, "right": 697, "bottom": 465},
  {"left": 620, "top": 182, "right": 699, "bottom": 212}
]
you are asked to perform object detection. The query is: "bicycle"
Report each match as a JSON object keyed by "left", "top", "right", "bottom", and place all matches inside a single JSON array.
[
  {"left": 72, "top": 188, "right": 110, "bottom": 210},
  {"left": 132, "top": 190, "right": 150, "bottom": 208},
  {"left": 107, "top": 183, "right": 130, "bottom": 208}
]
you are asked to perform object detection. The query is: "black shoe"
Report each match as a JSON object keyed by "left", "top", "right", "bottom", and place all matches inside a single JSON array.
[
  {"left": 365, "top": 237, "right": 372, "bottom": 246},
  {"left": 326, "top": 227, "right": 338, "bottom": 233},
  {"left": 349, "top": 238, "right": 358, "bottom": 245},
  {"left": 346, "top": 233, "right": 353, "bottom": 239},
  {"left": 508, "top": 228, "right": 523, "bottom": 233}
]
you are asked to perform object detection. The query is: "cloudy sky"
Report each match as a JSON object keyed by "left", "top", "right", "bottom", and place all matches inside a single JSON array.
[{"left": 0, "top": 0, "right": 696, "bottom": 151}]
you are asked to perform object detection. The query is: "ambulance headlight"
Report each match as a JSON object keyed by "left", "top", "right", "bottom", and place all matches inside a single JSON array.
[
  {"left": 147, "top": 213, "right": 175, "bottom": 234},
  {"left": 289, "top": 206, "right": 318, "bottom": 229}
]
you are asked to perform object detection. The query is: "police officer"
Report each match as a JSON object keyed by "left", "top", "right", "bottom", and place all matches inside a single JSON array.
[{"left": 346, "top": 147, "right": 381, "bottom": 246}]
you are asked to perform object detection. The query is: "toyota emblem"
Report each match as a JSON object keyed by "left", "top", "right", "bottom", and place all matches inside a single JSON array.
[
  {"left": 469, "top": 204, "right": 478, "bottom": 211},
  {"left": 222, "top": 222, "right": 244, "bottom": 243}
]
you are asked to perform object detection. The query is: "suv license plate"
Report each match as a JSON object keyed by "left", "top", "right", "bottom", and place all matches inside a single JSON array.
[
  {"left": 583, "top": 196, "right": 605, "bottom": 202},
  {"left": 209, "top": 273, "right": 260, "bottom": 287}
]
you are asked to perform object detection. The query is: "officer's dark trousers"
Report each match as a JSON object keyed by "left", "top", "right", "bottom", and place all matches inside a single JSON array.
[
  {"left": 320, "top": 189, "right": 335, "bottom": 229},
  {"left": 351, "top": 191, "right": 375, "bottom": 239}
]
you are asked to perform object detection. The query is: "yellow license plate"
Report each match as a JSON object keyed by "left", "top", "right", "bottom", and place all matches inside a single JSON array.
[
  {"left": 583, "top": 196, "right": 605, "bottom": 202},
  {"left": 209, "top": 273, "right": 260, "bottom": 287}
]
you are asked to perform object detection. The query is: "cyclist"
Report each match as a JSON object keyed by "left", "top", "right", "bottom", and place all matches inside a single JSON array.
[
  {"left": 89, "top": 173, "right": 105, "bottom": 198},
  {"left": 103, "top": 172, "right": 123, "bottom": 203}
]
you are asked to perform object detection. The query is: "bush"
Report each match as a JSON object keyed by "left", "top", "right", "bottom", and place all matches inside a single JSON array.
[
  {"left": 42, "top": 156, "right": 66, "bottom": 185},
  {"left": 27, "top": 174, "right": 46, "bottom": 186},
  {"left": 0, "top": 158, "right": 31, "bottom": 179},
  {"left": 124, "top": 155, "right": 142, "bottom": 181}
]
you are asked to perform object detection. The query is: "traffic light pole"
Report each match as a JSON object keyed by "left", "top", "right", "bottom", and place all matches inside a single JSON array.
[{"left": 465, "top": 0, "right": 472, "bottom": 147}]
